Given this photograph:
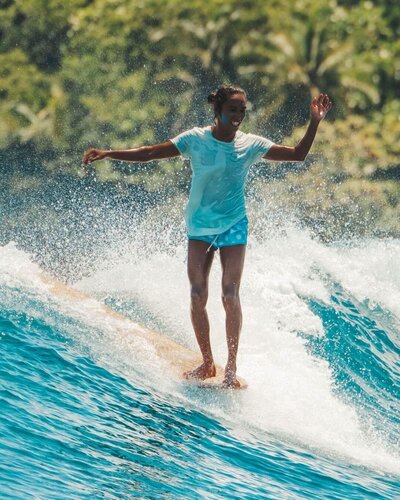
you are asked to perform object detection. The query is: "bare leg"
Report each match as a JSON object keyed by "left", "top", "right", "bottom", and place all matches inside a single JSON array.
[
  {"left": 219, "top": 245, "right": 246, "bottom": 388},
  {"left": 184, "top": 240, "right": 216, "bottom": 380}
]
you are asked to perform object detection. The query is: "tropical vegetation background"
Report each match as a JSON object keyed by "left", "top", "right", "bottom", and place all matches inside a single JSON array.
[{"left": 1, "top": 0, "right": 399, "bottom": 275}]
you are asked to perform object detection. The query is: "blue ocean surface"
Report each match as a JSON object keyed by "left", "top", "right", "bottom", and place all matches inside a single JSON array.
[{"left": 1, "top": 232, "right": 399, "bottom": 499}]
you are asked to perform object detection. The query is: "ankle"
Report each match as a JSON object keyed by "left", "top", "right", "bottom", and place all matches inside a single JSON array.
[
  {"left": 225, "top": 361, "right": 237, "bottom": 373},
  {"left": 203, "top": 358, "right": 215, "bottom": 368}
]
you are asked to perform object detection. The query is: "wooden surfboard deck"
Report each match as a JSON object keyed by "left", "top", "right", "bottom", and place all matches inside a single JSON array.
[
  {"left": 187, "top": 373, "right": 248, "bottom": 390},
  {"left": 40, "top": 274, "right": 247, "bottom": 390}
]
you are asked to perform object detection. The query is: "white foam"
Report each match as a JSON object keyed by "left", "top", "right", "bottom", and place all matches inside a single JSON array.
[
  {"left": 0, "top": 242, "right": 173, "bottom": 391},
  {"left": 75, "top": 223, "right": 400, "bottom": 473},
  {"left": 323, "top": 239, "right": 400, "bottom": 322},
  {"left": 2, "top": 232, "right": 400, "bottom": 473},
  {"left": 0, "top": 242, "right": 47, "bottom": 291}
]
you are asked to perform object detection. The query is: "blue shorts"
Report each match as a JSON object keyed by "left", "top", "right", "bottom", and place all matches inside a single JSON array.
[{"left": 188, "top": 217, "right": 248, "bottom": 250}]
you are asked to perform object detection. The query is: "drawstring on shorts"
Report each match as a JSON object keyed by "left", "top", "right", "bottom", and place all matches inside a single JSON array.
[{"left": 206, "top": 234, "right": 219, "bottom": 253}]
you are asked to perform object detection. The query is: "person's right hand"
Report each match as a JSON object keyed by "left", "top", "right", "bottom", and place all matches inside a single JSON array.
[{"left": 82, "top": 148, "right": 109, "bottom": 165}]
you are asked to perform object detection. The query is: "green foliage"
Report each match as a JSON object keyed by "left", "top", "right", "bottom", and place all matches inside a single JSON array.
[
  {"left": 288, "top": 99, "right": 400, "bottom": 179},
  {"left": 0, "top": 49, "right": 51, "bottom": 147},
  {"left": 0, "top": 0, "right": 88, "bottom": 70},
  {"left": 0, "top": 0, "right": 399, "bottom": 238}
]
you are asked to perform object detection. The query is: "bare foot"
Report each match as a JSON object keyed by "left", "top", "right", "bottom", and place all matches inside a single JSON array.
[
  {"left": 221, "top": 369, "right": 240, "bottom": 389},
  {"left": 183, "top": 363, "right": 216, "bottom": 380}
]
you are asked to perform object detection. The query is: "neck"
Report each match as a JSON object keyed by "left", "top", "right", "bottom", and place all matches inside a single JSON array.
[{"left": 211, "top": 122, "right": 237, "bottom": 143}]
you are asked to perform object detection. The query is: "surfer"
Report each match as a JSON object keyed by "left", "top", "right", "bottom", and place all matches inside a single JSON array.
[{"left": 82, "top": 85, "right": 332, "bottom": 388}]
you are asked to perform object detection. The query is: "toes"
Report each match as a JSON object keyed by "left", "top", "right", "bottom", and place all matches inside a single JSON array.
[{"left": 222, "top": 378, "right": 240, "bottom": 389}]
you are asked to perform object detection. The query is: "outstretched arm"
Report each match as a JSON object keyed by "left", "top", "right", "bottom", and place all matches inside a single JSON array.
[
  {"left": 82, "top": 140, "right": 180, "bottom": 165},
  {"left": 263, "top": 94, "right": 332, "bottom": 162}
]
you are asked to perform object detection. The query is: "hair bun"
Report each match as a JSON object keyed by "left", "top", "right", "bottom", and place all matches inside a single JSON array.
[
  {"left": 207, "top": 84, "right": 246, "bottom": 115},
  {"left": 207, "top": 91, "right": 217, "bottom": 104}
]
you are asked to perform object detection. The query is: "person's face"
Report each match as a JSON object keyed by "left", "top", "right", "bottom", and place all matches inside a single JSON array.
[{"left": 218, "top": 93, "right": 247, "bottom": 129}]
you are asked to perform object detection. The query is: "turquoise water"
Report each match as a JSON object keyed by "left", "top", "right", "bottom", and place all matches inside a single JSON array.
[{"left": 1, "top": 232, "right": 400, "bottom": 498}]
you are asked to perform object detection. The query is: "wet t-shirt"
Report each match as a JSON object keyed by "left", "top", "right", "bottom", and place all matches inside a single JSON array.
[{"left": 171, "top": 126, "right": 274, "bottom": 236}]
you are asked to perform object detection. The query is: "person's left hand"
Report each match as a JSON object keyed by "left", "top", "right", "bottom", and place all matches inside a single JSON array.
[{"left": 310, "top": 93, "right": 333, "bottom": 122}]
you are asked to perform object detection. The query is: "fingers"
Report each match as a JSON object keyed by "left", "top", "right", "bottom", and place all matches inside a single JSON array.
[
  {"left": 317, "top": 93, "right": 332, "bottom": 110},
  {"left": 82, "top": 148, "right": 94, "bottom": 165},
  {"left": 310, "top": 93, "right": 333, "bottom": 121},
  {"left": 82, "top": 148, "right": 103, "bottom": 165}
]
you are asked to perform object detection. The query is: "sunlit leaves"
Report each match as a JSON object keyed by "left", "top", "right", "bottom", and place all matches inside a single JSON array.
[{"left": 0, "top": 0, "right": 398, "bottom": 238}]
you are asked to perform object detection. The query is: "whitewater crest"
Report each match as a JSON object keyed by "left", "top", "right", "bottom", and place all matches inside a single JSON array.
[{"left": 1, "top": 230, "right": 400, "bottom": 474}]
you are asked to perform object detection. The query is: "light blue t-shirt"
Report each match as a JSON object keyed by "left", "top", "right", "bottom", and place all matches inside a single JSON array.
[{"left": 171, "top": 126, "right": 274, "bottom": 236}]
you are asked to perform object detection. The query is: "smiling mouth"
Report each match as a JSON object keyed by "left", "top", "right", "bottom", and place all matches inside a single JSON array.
[{"left": 232, "top": 121, "right": 241, "bottom": 127}]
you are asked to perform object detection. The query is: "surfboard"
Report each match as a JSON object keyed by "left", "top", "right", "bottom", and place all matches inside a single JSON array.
[
  {"left": 188, "top": 373, "right": 248, "bottom": 390},
  {"left": 39, "top": 273, "right": 247, "bottom": 390}
]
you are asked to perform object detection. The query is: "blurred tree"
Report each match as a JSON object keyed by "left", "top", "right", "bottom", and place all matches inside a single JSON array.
[
  {"left": 0, "top": 0, "right": 90, "bottom": 71},
  {"left": 0, "top": 49, "right": 50, "bottom": 147},
  {"left": 0, "top": 0, "right": 399, "bottom": 237}
]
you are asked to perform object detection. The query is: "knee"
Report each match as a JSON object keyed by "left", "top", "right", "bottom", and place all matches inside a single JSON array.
[
  {"left": 221, "top": 283, "right": 240, "bottom": 308},
  {"left": 191, "top": 286, "right": 208, "bottom": 309}
]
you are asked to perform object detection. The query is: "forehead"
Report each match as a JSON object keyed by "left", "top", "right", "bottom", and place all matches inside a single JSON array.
[{"left": 224, "top": 93, "right": 247, "bottom": 107}]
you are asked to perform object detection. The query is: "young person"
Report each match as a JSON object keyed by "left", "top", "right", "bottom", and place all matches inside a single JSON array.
[{"left": 82, "top": 85, "right": 332, "bottom": 388}]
